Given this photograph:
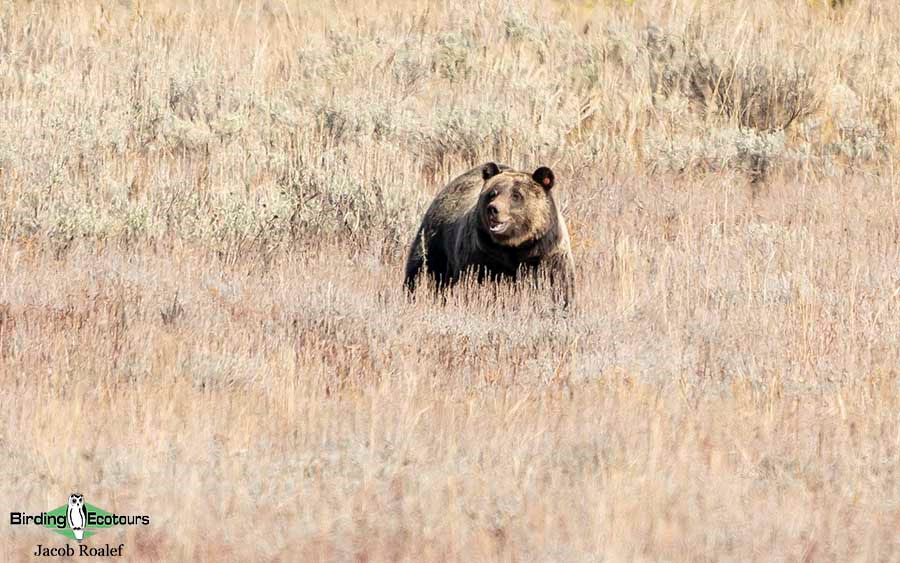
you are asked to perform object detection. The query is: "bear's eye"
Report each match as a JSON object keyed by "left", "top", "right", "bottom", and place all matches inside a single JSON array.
[{"left": 511, "top": 191, "right": 523, "bottom": 203}]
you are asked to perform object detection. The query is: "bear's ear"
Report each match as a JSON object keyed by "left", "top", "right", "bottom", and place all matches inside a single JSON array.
[
  {"left": 532, "top": 167, "right": 555, "bottom": 190},
  {"left": 482, "top": 162, "right": 501, "bottom": 181}
]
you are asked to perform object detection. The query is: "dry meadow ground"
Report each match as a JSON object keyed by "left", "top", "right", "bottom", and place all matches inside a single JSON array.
[{"left": 1, "top": 0, "right": 899, "bottom": 561}]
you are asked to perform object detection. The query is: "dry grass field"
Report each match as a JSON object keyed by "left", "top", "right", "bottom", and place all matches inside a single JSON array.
[{"left": 1, "top": 0, "right": 899, "bottom": 560}]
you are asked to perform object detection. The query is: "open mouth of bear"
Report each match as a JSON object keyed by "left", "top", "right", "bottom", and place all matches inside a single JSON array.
[{"left": 488, "top": 220, "right": 509, "bottom": 234}]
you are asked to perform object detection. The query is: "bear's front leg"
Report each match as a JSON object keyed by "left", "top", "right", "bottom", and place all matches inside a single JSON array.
[{"left": 545, "top": 252, "right": 576, "bottom": 310}]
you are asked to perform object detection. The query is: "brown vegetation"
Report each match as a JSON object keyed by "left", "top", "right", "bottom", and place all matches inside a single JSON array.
[{"left": 1, "top": 0, "right": 898, "bottom": 560}]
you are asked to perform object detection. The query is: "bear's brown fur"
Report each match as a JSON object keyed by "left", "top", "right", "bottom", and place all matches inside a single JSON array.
[{"left": 404, "top": 162, "right": 575, "bottom": 306}]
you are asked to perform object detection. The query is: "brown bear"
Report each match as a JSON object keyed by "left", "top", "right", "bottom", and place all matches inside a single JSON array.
[{"left": 404, "top": 162, "right": 575, "bottom": 306}]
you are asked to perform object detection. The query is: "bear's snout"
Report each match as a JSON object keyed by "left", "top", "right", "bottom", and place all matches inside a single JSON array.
[{"left": 487, "top": 203, "right": 500, "bottom": 218}]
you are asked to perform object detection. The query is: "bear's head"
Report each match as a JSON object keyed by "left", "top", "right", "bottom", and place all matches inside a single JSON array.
[{"left": 478, "top": 162, "right": 556, "bottom": 247}]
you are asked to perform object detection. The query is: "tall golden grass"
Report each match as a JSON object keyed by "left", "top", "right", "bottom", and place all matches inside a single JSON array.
[{"left": 1, "top": 0, "right": 898, "bottom": 560}]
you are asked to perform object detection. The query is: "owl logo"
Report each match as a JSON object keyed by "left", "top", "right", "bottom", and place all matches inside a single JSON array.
[{"left": 66, "top": 493, "right": 86, "bottom": 541}]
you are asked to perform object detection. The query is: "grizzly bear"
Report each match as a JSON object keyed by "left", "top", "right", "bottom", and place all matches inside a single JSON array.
[{"left": 404, "top": 162, "right": 575, "bottom": 306}]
